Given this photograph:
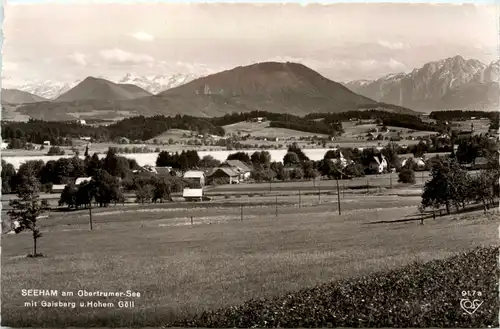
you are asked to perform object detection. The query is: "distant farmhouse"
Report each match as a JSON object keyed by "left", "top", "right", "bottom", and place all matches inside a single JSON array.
[
  {"left": 183, "top": 170, "right": 206, "bottom": 187},
  {"left": 207, "top": 167, "right": 241, "bottom": 184},
  {"left": 219, "top": 160, "right": 252, "bottom": 180}
]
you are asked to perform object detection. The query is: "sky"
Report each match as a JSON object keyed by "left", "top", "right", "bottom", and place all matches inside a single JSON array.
[{"left": 1, "top": 1, "right": 498, "bottom": 85}]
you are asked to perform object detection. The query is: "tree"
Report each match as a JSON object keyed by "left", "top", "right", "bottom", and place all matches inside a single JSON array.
[
  {"left": 47, "top": 146, "right": 65, "bottom": 156},
  {"left": 412, "top": 141, "right": 428, "bottom": 158},
  {"left": 302, "top": 161, "right": 319, "bottom": 180},
  {"left": 157, "top": 151, "right": 175, "bottom": 167},
  {"left": 7, "top": 175, "right": 48, "bottom": 257},
  {"left": 199, "top": 155, "right": 221, "bottom": 168},
  {"left": 382, "top": 142, "right": 400, "bottom": 170},
  {"left": 227, "top": 152, "right": 251, "bottom": 164},
  {"left": 456, "top": 140, "right": 479, "bottom": 164},
  {"left": 287, "top": 143, "right": 309, "bottom": 162},
  {"left": 421, "top": 156, "right": 468, "bottom": 215},
  {"left": 398, "top": 168, "right": 416, "bottom": 184},
  {"left": 469, "top": 171, "right": 495, "bottom": 213},
  {"left": 2, "top": 160, "right": 17, "bottom": 194},
  {"left": 283, "top": 152, "right": 300, "bottom": 167},
  {"left": 152, "top": 177, "right": 173, "bottom": 203},
  {"left": 344, "top": 163, "right": 365, "bottom": 178},
  {"left": 59, "top": 184, "right": 79, "bottom": 209},
  {"left": 251, "top": 151, "right": 271, "bottom": 167},
  {"left": 136, "top": 184, "right": 154, "bottom": 204}
]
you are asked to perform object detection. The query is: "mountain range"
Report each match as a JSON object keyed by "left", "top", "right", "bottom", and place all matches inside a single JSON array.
[
  {"left": 10, "top": 61, "right": 405, "bottom": 121},
  {"left": 3, "top": 56, "right": 497, "bottom": 122},
  {"left": 2, "top": 73, "right": 200, "bottom": 100},
  {"left": 344, "top": 55, "right": 499, "bottom": 111}
]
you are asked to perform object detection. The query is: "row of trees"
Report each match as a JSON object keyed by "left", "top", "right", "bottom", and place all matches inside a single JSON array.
[
  {"left": 305, "top": 110, "right": 443, "bottom": 133},
  {"left": 421, "top": 155, "right": 499, "bottom": 215},
  {"left": 1, "top": 149, "right": 141, "bottom": 195}
]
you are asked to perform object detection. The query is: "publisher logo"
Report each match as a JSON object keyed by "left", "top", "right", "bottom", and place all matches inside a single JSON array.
[{"left": 460, "top": 298, "right": 483, "bottom": 315}]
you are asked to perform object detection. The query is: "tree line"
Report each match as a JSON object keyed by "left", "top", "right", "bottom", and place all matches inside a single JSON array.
[
  {"left": 304, "top": 110, "right": 443, "bottom": 132},
  {"left": 2, "top": 109, "right": 445, "bottom": 147},
  {"left": 421, "top": 154, "right": 499, "bottom": 215}
]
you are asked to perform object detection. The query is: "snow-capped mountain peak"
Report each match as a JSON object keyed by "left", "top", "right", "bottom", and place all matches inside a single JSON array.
[{"left": 3, "top": 73, "right": 202, "bottom": 99}]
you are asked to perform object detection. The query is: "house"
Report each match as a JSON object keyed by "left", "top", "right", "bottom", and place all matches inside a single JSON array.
[
  {"left": 327, "top": 151, "right": 352, "bottom": 169},
  {"left": 401, "top": 157, "right": 426, "bottom": 171},
  {"left": 51, "top": 184, "right": 66, "bottom": 194},
  {"left": 183, "top": 170, "right": 206, "bottom": 187},
  {"left": 76, "top": 119, "right": 87, "bottom": 125},
  {"left": 183, "top": 187, "right": 203, "bottom": 201},
  {"left": 369, "top": 154, "right": 388, "bottom": 174},
  {"left": 154, "top": 167, "right": 172, "bottom": 175},
  {"left": 220, "top": 160, "right": 252, "bottom": 180},
  {"left": 75, "top": 177, "right": 92, "bottom": 185},
  {"left": 207, "top": 167, "right": 240, "bottom": 185},
  {"left": 80, "top": 136, "right": 92, "bottom": 141},
  {"left": 43, "top": 141, "right": 51, "bottom": 146}
]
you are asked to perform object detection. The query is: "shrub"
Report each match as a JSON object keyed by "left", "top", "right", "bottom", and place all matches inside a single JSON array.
[
  {"left": 398, "top": 168, "right": 416, "bottom": 184},
  {"left": 47, "top": 146, "right": 65, "bottom": 156},
  {"left": 344, "top": 163, "right": 365, "bottom": 178}
]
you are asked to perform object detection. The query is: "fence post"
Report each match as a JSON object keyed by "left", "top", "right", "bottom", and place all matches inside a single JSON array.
[
  {"left": 191, "top": 216, "right": 193, "bottom": 225},
  {"left": 299, "top": 189, "right": 301, "bottom": 208},
  {"left": 318, "top": 187, "right": 321, "bottom": 204},
  {"left": 240, "top": 205, "right": 243, "bottom": 221},
  {"left": 367, "top": 180, "right": 369, "bottom": 194},
  {"left": 275, "top": 195, "right": 278, "bottom": 217}
]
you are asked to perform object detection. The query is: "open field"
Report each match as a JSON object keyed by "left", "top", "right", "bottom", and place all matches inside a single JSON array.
[
  {"left": 223, "top": 120, "right": 329, "bottom": 138},
  {"left": 2, "top": 187, "right": 498, "bottom": 327},
  {"left": 452, "top": 119, "right": 490, "bottom": 134},
  {"left": 341, "top": 121, "right": 436, "bottom": 140}
]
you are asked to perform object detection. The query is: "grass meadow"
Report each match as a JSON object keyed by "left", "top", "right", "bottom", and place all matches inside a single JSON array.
[{"left": 1, "top": 190, "right": 498, "bottom": 327}]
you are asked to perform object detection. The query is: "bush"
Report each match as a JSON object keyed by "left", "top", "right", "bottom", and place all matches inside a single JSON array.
[
  {"left": 344, "top": 163, "right": 365, "bottom": 178},
  {"left": 398, "top": 168, "right": 416, "bottom": 184},
  {"left": 47, "top": 146, "right": 65, "bottom": 156}
]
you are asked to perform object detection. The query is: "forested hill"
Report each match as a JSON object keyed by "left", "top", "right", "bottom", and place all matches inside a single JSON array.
[{"left": 2, "top": 110, "right": 497, "bottom": 145}]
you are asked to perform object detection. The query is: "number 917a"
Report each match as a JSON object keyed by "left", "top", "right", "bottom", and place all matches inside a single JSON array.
[
  {"left": 118, "top": 301, "right": 135, "bottom": 308},
  {"left": 462, "top": 290, "right": 482, "bottom": 297}
]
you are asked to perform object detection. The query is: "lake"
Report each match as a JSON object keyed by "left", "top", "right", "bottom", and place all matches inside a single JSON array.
[{"left": 2, "top": 148, "right": 336, "bottom": 170}]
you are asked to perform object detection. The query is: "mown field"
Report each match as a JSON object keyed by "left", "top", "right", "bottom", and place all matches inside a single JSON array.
[{"left": 1, "top": 187, "right": 498, "bottom": 327}]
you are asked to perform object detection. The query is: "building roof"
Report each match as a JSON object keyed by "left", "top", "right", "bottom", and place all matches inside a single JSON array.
[
  {"left": 183, "top": 170, "right": 205, "bottom": 179},
  {"left": 222, "top": 160, "right": 252, "bottom": 173},
  {"left": 154, "top": 167, "right": 172, "bottom": 175},
  {"left": 75, "top": 177, "right": 92, "bottom": 185},
  {"left": 183, "top": 187, "right": 203, "bottom": 198},
  {"left": 52, "top": 184, "right": 67, "bottom": 191},
  {"left": 208, "top": 167, "right": 240, "bottom": 177}
]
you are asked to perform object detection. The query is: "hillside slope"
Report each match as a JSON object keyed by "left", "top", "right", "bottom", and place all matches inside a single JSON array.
[{"left": 1, "top": 88, "right": 47, "bottom": 104}]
